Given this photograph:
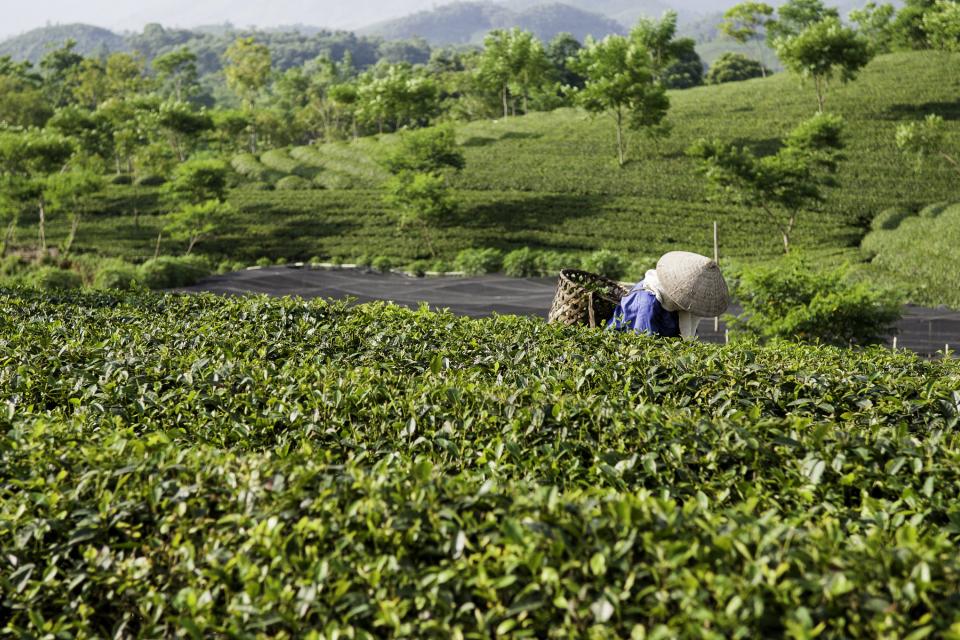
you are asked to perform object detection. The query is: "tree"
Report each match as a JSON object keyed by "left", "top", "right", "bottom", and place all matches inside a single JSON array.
[
  {"left": 45, "top": 164, "right": 105, "bottom": 257},
  {"left": 661, "top": 39, "right": 705, "bottom": 89},
  {"left": 546, "top": 33, "right": 584, "bottom": 90},
  {"left": 382, "top": 127, "right": 465, "bottom": 257},
  {"left": 720, "top": 2, "right": 775, "bottom": 76},
  {"left": 164, "top": 199, "right": 232, "bottom": 254},
  {"left": 896, "top": 114, "right": 960, "bottom": 178},
  {"left": 767, "top": 0, "right": 839, "bottom": 42},
  {"left": 0, "top": 57, "right": 53, "bottom": 127},
  {"left": 631, "top": 11, "right": 687, "bottom": 79},
  {"left": 688, "top": 113, "right": 845, "bottom": 253},
  {"left": 891, "top": 0, "right": 941, "bottom": 50},
  {"left": 0, "top": 129, "right": 76, "bottom": 253},
  {"left": 572, "top": 35, "right": 669, "bottom": 167},
  {"left": 104, "top": 52, "right": 147, "bottom": 100},
  {"left": 774, "top": 16, "right": 872, "bottom": 112},
  {"left": 849, "top": 2, "right": 897, "bottom": 55},
  {"left": 163, "top": 158, "right": 230, "bottom": 206},
  {"left": 223, "top": 38, "right": 272, "bottom": 107},
  {"left": 356, "top": 64, "right": 440, "bottom": 133},
  {"left": 924, "top": 0, "right": 960, "bottom": 51},
  {"left": 706, "top": 53, "right": 767, "bottom": 84},
  {"left": 153, "top": 47, "right": 200, "bottom": 102},
  {"left": 477, "top": 29, "right": 550, "bottom": 118},
  {"left": 156, "top": 102, "right": 214, "bottom": 162},
  {"left": 39, "top": 40, "right": 85, "bottom": 108}
]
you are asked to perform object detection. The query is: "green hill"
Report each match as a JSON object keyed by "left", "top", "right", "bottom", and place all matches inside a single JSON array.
[
  {"left": 24, "top": 51, "right": 960, "bottom": 302},
  {"left": 363, "top": 1, "right": 626, "bottom": 45},
  {"left": 0, "top": 24, "right": 127, "bottom": 64}
]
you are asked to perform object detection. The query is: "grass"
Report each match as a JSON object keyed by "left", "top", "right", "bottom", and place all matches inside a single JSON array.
[
  {"left": 11, "top": 51, "right": 960, "bottom": 295},
  {"left": 861, "top": 201, "right": 960, "bottom": 308}
]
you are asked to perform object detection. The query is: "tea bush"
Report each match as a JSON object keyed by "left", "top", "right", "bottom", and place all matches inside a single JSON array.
[
  {"left": 581, "top": 249, "right": 628, "bottom": 280},
  {"left": 454, "top": 247, "right": 503, "bottom": 275},
  {"left": 137, "top": 255, "right": 211, "bottom": 290},
  {"left": 23, "top": 266, "right": 82, "bottom": 290},
  {"left": 1, "top": 288, "right": 959, "bottom": 637}
]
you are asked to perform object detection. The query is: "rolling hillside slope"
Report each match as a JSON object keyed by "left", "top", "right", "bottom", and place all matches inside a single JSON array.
[
  {"left": 0, "top": 24, "right": 127, "bottom": 63},
  {"left": 28, "top": 52, "right": 960, "bottom": 293}
]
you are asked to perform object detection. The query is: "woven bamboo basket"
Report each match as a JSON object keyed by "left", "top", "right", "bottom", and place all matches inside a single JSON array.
[{"left": 548, "top": 269, "right": 629, "bottom": 328}]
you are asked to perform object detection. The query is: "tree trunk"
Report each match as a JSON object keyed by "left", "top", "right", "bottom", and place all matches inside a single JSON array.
[
  {"left": 815, "top": 76, "right": 825, "bottom": 113},
  {"left": 615, "top": 110, "right": 626, "bottom": 168},
  {"left": 782, "top": 215, "right": 796, "bottom": 254},
  {"left": 1, "top": 219, "right": 16, "bottom": 257},
  {"left": 38, "top": 197, "right": 47, "bottom": 253},
  {"left": 154, "top": 231, "right": 163, "bottom": 259},
  {"left": 941, "top": 151, "right": 960, "bottom": 177},
  {"left": 187, "top": 236, "right": 198, "bottom": 255},
  {"left": 62, "top": 215, "right": 80, "bottom": 257},
  {"left": 502, "top": 85, "right": 509, "bottom": 119}
]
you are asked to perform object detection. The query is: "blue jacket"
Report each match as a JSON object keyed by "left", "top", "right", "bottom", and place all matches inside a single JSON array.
[{"left": 607, "top": 281, "right": 680, "bottom": 337}]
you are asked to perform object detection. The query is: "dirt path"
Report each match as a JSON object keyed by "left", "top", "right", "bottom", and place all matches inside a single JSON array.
[{"left": 179, "top": 266, "right": 960, "bottom": 357}]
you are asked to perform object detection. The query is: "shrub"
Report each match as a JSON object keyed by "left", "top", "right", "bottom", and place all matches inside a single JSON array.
[
  {"left": 275, "top": 257, "right": 288, "bottom": 266},
  {"left": 625, "top": 256, "right": 658, "bottom": 283},
  {"left": 110, "top": 174, "right": 133, "bottom": 185},
  {"left": 93, "top": 260, "right": 139, "bottom": 291},
  {"left": 330, "top": 256, "right": 344, "bottom": 267},
  {"left": 371, "top": 256, "right": 394, "bottom": 273},
  {"left": 431, "top": 260, "right": 453, "bottom": 274},
  {"left": 137, "top": 256, "right": 211, "bottom": 290},
  {"left": 503, "top": 248, "right": 540, "bottom": 277},
  {"left": 25, "top": 266, "right": 83, "bottom": 291},
  {"left": 871, "top": 206, "right": 914, "bottom": 231},
  {"left": 706, "top": 53, "right": 767, "bottom": 85},
  {"left": 0, "top": 255, "right": 25, "bottom": 278},
  {"left": 537, "top": 251, "right": 580, "bottom": 276},
  {"left": 405, "top": 260, "right": 431, "bottom": 277},
  {"left": 355, "top": 255, "right": 372, "bottom": 268},
  {"left": 276, "top": 175, "right": 312, "bottom": 191},
  {"left": 136, "top": 174, "right": 166, "bottom": 187},
  {"left": 728, "top": 255, "right": 902, "bottom": 346},
  {"left": 454, "top": 248, "right": 503, "bottom": 276},
  {"left": 581, "top": 249, "right": 628, "bottom": 280},
  {"left": 255, "top": 257, "right": 273, "bottom": 268},
  {"left": 919, "top": 201, "right": 952, "bottom": 218}
]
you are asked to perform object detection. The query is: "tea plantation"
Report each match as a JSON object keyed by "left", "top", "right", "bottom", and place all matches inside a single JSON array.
[
  {"left": 29, "top": 51, "right": 960, "bottom": 271},
  {"left": 3, "top": 288, "right": 960, "bottom": 637}
]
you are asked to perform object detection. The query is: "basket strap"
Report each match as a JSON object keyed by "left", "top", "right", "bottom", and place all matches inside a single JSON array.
[{"left": 587, "top": 291, "right": 596, "bottom": 329}]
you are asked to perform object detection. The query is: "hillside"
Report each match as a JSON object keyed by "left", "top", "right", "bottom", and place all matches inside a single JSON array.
[
  {"left": 0, "top": 23, "right": 127, "bottom": 64},
  {"left": 362, "top": 1, "right": 626, "bottom": 45},
  {"left": 18, "top": 52, "right": 960, "bottom": 308}
]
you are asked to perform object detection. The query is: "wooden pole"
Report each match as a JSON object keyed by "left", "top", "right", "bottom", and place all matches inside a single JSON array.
[{"left": 714, "top": 221, "right": 720, "bottom": 333}]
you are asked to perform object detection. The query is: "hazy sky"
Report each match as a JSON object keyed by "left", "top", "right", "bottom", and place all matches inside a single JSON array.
[{"left": 0, "top": 0, "right": 454, "bottom": 38}]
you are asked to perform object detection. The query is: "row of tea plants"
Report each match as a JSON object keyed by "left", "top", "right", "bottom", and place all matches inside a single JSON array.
[{"left": 2, "top": 288, "right": 959, "bottom": 637}]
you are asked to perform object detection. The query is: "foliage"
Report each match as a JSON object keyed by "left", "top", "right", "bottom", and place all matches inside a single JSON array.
[
  {"left": 370, "top": 255, "right": 394, "bottom": 272},
  {"left": 384, "top": 172, "right": 456, "bottom": 256},
  {"left": 223, "top": 37, "right": 272, "bottom": 107},
  {"left": 92, "top": 259, "right": 140, "bottom": 290},
  {"left": 0, "top": 289, "right": 958, "bottom": 637},
  {"left": 924, "top": 0, "right": 960, "bottom": 52},
  {"left": 849, "top": 2, "right": 898, "bottom": 55},
  {"left": 454, "top": 247, "right": 503, "bottom": 275},
  {"left": 275, "top": 175, "right": 312, "bottom": 191},
  {"left": 773, "top": 16, "right": 873, "bottom": 112},
  {"left": 705, "top": 52, "right": 767, "bottom": 84},
  {"left": 136, "top": 255, "right": 211, "bottom": 289},
  {"left": 720, "top": 2, "right": 776, "bottom": 47},
  {"left": 581, "top": 249, "right": 628, "bottom": 280},
  {"left": 164, "top": 199, "right": 233, "bottom": 254},
  {"left": 162, "top": 157, "right": 230, "bottom": 205},
  {"left": 22, "top": 265, "right": 83, "bottom": 290},
  {"left": 896, "top": 114, "right": 960, "bottom": 178},
  {"left": 728, "top": 255, "right": 902, "bottom": 345},
  {"left": 861, "top": 201, "right": 960, "bottom": 308},
  {"left": 688, "top": 113, "right": 845, "bottom": 253},
  {"left": 572, "top": 33, "right": 669, "bottom": 167},
  {"left": 383, "top": 126, "right": 466, "bottom": 175},
  {"left": 502, "top": 246, "right": 540, "bottom": 276}
]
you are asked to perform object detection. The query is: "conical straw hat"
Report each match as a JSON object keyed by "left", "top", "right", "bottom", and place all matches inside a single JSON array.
[{"left": 656, "top": 251, "right": 729, "bottom": 317}]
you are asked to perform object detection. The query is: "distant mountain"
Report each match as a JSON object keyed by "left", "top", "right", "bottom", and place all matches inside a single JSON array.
[
  {"left": 362, "top": 1, "right": 626, "bottom": 45},
  {"left": 0, "top": 24, "right": 127, "bottom": 64},
  {"left": 503, "top": 0, "right": 683, "bottom": 27}
]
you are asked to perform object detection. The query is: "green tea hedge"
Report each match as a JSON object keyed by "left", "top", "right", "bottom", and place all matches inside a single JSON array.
[{"left": 1, "top": 288, "right": 959, "bottom": 637}]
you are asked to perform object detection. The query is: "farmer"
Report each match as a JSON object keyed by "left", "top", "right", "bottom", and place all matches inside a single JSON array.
[{"left": 608, "top": 251, "right": 729, "bottom": 340}]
